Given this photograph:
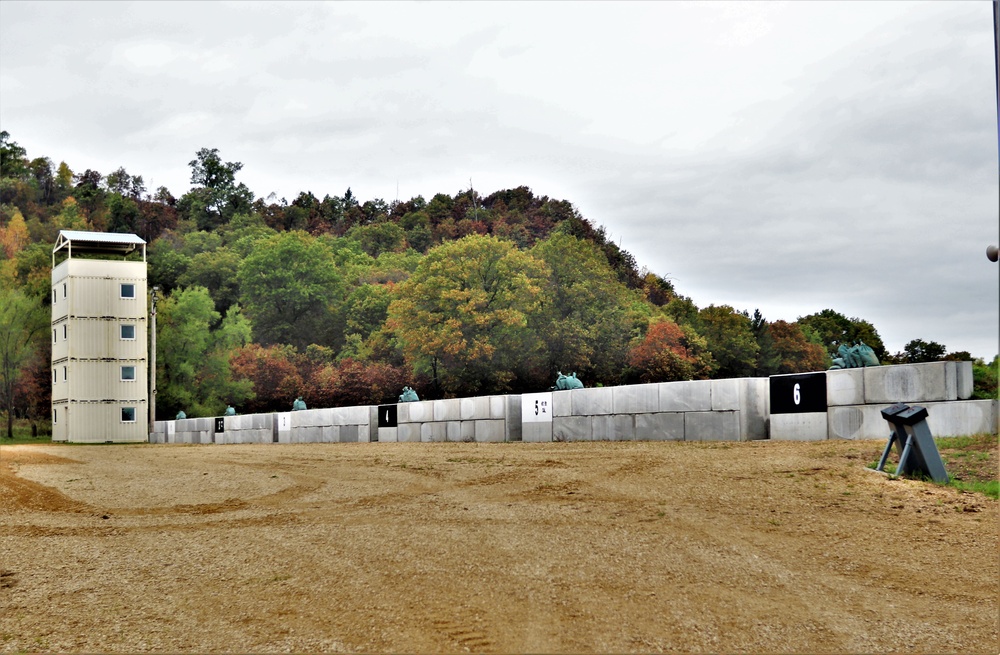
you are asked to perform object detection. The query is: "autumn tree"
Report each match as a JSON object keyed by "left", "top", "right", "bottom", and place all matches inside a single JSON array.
[
  {"left": 180, "top": 147, "right": 254, "bottom": 230},
  {"left": 627, "top": 319, "right": 715, "bottom": 383},
  {"left": 768, "top": 320, "right": 829, "bottom": 373},
  {"left": 230, "top": 343, "right": 305, "bottom": 414},
  {"left": 387, "top": 235, "right": 547, "bottom": 396}
]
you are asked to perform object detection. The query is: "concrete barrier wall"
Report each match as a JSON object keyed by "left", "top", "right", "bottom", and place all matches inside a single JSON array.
[
  {"left": 148, "top": 362, "right": 994, "bottom": 446},
  {"left": 548, "top": 379, "right": 769, "bottom": 442}
]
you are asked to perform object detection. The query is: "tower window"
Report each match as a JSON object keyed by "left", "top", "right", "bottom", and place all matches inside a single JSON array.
[
  {"left": 53, "top": 409, "right": 58, "bottom": 424},
  {"left": 63, "top": 283, "right": 67, "bottom": 298},
  {"left": 121, "top": 366, "right": 136, "bottom": 381},
  {"left": 63, "top": 366, "right": 67, "bottom": 381},
  {"left": 120, "top": 283, "right": 135, "bottom": 299},
  {"left": 121, "top": 407, "right": 136, "bottom": 423},
  {"left": 121, "top": 324, "right": 136, "bottom": 340},
  {"left": 63, "top": 324, "right": 67, "bottom": 339}
]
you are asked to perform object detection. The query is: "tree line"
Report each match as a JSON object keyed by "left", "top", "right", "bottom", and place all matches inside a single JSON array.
[{"left": 1, "top": 131, "right": 995, "bottom": 432}]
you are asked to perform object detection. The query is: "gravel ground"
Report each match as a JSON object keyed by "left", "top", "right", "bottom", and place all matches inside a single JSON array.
[{"left": 1, "top": 439, "right": 996, "bottom": 654}]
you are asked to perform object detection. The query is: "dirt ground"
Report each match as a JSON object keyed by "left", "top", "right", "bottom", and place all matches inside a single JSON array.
[{"left": 0, "top": 439, "right": 997, "bottom": 654}]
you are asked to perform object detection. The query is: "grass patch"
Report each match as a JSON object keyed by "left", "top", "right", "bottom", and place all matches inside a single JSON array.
[
  {"left": 0, "top": 418, "right": 52, "bottom": 445},
  {"left": 867, "top": 432, "right": 998, "bottom": 499}
]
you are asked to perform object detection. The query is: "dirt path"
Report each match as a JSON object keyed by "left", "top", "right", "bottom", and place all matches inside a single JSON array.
[{"left": 1, "top": 440, "right": 996, "bottom": 653}]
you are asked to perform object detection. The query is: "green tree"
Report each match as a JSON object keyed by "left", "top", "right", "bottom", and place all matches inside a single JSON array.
[
  {"left": 156, "top": 287, "right": 252, "bottom": 418},
  {"left": 529, "top": 232, "right": 641, "bottom": 385},
  {"left": 178, "top": 247, "right": 241, "bottom": 312},
  {"left": 0, "top": 287, "right": 46, "bottom": 437},
  {"left": 346, "top": 221, "right": 407, "bottom": 257},
  {"left": 797, "top": 309, "right": 887, "bottom": 361},
  {"left": 901, "top": 338, "right": 947, "bottom": 363},
  {"left": 387, "top": 235, "right": 547, "bottom": 396},
  {"left": 698, "top": 305, "right": 759, "bottom": 379},
  {"left": 181, "top": 148, "right": 254, "bottom": 230},
  {"left": 238, "top": 231, "right": 344, "bottom": 350}
]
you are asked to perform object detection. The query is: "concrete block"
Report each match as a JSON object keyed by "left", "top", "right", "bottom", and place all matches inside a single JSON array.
[
  {"left": 505, "top": 395, "right": 522, "bottom": 442},
  {"left": 635, "top": 413, "right": 684, "bottom": 441},
  {"left": 399, "top": 400, "right": 432, "bottom": 423},
  {"left": 612, "top": 383, "right": 659, "bottom": 414},
  {"left": 863, "top": 362, "right": 953, "bottom": 404},
  {"left": 446, "top": 421, "right": 462, "bottom": 442},
  {"left": 475, "top": 420, "right": 505, "bottom": 442},
  {"left": 331, "top": 406, "right": 367, "bottom": 426},
  {"left": 659, "top": 380, "right": 712, "bottom": 412},
  {"left": 489, "top": 396, "right": 506, "bottom": 419},
  {"left": 321, "top": 426, "right": 338, "bottom": 443},
  {"left": 722, "top": 378, "right": 770, "bottom": 440},
  {"left": 553, "top": 416, "right": 591, "bottom": 442},
  {"left": 685, "top": 411, "right": 741, "bottom": 441},
  {"left": 711, "top": 379, "right": 741, "bottom": 411},
  {"left": 592, "top": 415, "right": 614, "bottom": 441},
  {"left": 552, "top": 390, "right": 572, "bottom": 417},
  {"left": 315, "top": 408, "right": 336, "bottom": 427},
  {"left": 957, "top": 361, "right": 974, "bottom": 400},
  {"left": 434, "top": 399, "right": 461, "bottom": 422},
  {"left": 460, "top": 396, "right": 490, "bottom": 420},
  {"left": 827, "top": 369, "right": 864, "bottom": 406},
  {"left": 197, "top": 418, "right": 212, "bottom": 432},
  {"left": 253, "top": 414, "right": 270, "bottom": 430},
  {"left": 421, "top": 422, "right": 447, "bottom": 442},
  {"left": 828, "top": 405, "right": 889, "bottom": 440},
  {"left": 358, "top": 423, "right": 371, "bottom": 443},
  {"left": 522, "top": 422, "right": 553, "bottom": 442},
  {"left": 461, "top": 421, "right": 476, "bottom": 442},
  {"left": 613, "top": 414, "right": 636, "bottom": 441},
  {"left": 301, "top": 426, "right": 323, "bottom": 443},
  {"left": 398, "top": 423, "right": 422, "bottom": 443},
  {"left": 572, "top": 387, "right": 613, "bottom": 416},
  {"left": 770, "top": 413, "right": 828, "bottom": 441},
  {"left": 923, "top": 399, "right": 998, "bottom": 437},
  {"left": 378, "top": 427, "right": 398, "bottom": 443}
]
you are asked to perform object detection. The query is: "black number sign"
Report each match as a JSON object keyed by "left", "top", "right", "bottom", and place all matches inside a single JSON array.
[
  {"left": 377, "top": 404, "right": 398, "bottom": 428},
  {"left": 214, "top": 417, "right": 225, "bottom": 433},
  {"left": 770, "top": 372, "right": 827, "bottom": 414}
]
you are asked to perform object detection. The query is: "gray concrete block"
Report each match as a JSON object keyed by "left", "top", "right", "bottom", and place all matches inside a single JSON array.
[
  {"left": 434, "top": 399, "right": 461, "bottom": 422},
  {"left": 377, "top": 427, "right": 397, "bottom": 443},
  {"left": 460, "top": 396, "right": 490, "bottom": 420},
  {"left": 475, "top": 419, "right": 505, "bottom": 442},
  {"left": 863, "top": 362, "right": 953, "bottom": 404},
  {"left": 711, "top": 379, "right": 741, "bottom": 411},
  {"left": 591, "top": 415, "right": 614, "bottom": 441},
  {"left": 827, "top": 369, "right": 864, "bottom": 406},
  {"left": 398, "top": 423, "right": 421, "bottom": 442},
  {"left": 770, "top": 412, "right": 828, "bottom": 441},
  {"left": 635, "top": 413, "right": 684, "bottom": 441},
  {"left": 828, "top": 405, "right": 889, "bottom": 440},
  {"left": 461, "top": 421, "right": 476, "bottom": 442},
  {"left": 613, "top": 414, "right": 636, "bottom": 441},
  {"left": 446, "top": 421, "right": 462, "bottom": 442},
  {"left": 553, "top": 416, "right": 591, "bottom": 442},
  {"left": 399, "top": 400, "right": 433, "bottom": 423},
  {"left": 505, "top": 395, "right": 522, "bottom": 442},
  {"left": 321, "top": 426, "right": 338, "bottom": 443},
  {"left": 612, "top": 383, "right": 659, "bottom": 414},
  {"left": 552, "top": 390, "right": 572, "bottom": 417},
  {"left": 421, "top": 422, "right": 447, "bottom": 442},
  {"left": 301, "top": 426, "right": 323, "bottom": 443},
  {"left": 489, "top": 395, "right": 506, "bottom": 419},
  {"left": 957, "top": 361, "right": 974, "bottom": 400},
  {"left": 522, "top": 422, "right": 553, "bottom": 442},
  {"left": 685, "top": 411, "right": 741, "bottom": 441},
  {"left": 923, "top": 399, "right": 998, "bottom": 437},
  {"left": 738, "top": 378, "right": 769, "bottom": 441},
  {"left": 572, "top": 387, "right": 613, "bottom": 416},
  {"left": 659, "top": 380, "right": 712, "bottom": 412},
  {"left": 358, "top": 423, "right": 371, "bottom": 443}
]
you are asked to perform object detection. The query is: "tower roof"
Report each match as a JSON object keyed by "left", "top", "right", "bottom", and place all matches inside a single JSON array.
[{"left": 53, "top": 230, "right": 146, "bottom": 258}]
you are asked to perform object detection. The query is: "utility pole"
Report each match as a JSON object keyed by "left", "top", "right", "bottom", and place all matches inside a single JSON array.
[{"left": 149, "top": 285, "right": 159, "bottom": 438}]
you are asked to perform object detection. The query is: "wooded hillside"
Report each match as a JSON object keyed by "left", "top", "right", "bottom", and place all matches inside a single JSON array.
[{"left": 1, "top": 132, "right": 993, "bottom": 427}]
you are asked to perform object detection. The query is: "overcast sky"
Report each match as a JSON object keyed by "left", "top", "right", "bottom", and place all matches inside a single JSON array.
[{"left": 2, "top": 1, "right": 997, "bottom": 359}]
